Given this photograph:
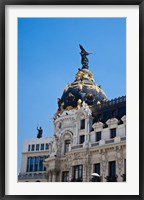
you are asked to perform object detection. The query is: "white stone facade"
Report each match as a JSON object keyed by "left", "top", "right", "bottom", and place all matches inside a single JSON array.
[
  {"left": 18, "top": 137, "right": 52, "bottom": 182},
  {"left": 44, "top": 101, "right": 126, "bottom": 182}
]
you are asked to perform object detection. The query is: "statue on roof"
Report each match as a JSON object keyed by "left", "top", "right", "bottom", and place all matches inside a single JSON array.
[
  {"left": 37, "top": 126, "right": 43, "bottom": 138},
  {"left": 79, "top": 44, "right": 92, "bottom": 69}
]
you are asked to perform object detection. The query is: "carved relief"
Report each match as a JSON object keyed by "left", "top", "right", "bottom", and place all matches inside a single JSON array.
[
  {"left": 100, "top": 149, "right": 108, "bottom": 177},
  {"left": 116, "top": 146, "right": 123, "bottom": 175}
]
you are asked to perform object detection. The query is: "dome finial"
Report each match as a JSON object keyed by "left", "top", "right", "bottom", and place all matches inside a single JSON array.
[{"left": 79, "top": 44, "right": 92, "bottom": 69}]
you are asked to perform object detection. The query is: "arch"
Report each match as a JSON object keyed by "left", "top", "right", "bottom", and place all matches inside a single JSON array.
[{"left": 61, "top": 130, "right": 73, "bottom": 140}]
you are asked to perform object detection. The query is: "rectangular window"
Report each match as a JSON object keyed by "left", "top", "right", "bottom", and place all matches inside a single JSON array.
[
  {"left": 30, "top": 157, "right": 35, "bottom": 172},
  {"left": 62, "top": 171, "right": 69, "bottom": 182},
  {"left": 45, "top": 143, "right": 49, "bottom": 150},
  {"left": 80, "top": 119, "right": 85, "bottom": 130},
  {"left": 109, "top": 161, "right": 116, "bottom": 177},
  {"left": 27, "top": 156, "right": 45, "bottom": 172},
  {"left": 110, "top": 128, "right": 116, "bottom": 138},
  {"left": 94, "top": 163, "right": 100, "bottom": 175},
  {"left": 34, "top": 157, "right": 39, "bottom": 171},
  {"left": 96, "top": 132, "right": 101, "bottom": 142},
  {"left": 64, "top": 140, "right": 70, "bottom": 153},
  {"left": 41, "top": 143, "right": 44, "bottom": 150},
  {"left": 79, "top": 135, "right": 85, "bottom": 144},
  {"left": 73, "top": 165, "right": 83, "bottom": 181},
  {"left": 26, "top": 157, "right": 31, "bottom": 172},
  {"left": 28, "top": 145, "right": 30, "bottom": 151},
  {"left": 31, "top": 144, "right": 35, "bottom": 151},
  {"left": 36, "top": 144, "right": 39, "bottom": 151},
  {"left": 39, "top": 157, "right": 43, "bottom": 171}
]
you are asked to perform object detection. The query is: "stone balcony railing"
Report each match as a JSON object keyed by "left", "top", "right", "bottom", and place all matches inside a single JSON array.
[
  {"left": 71, "top": 144, "right": 83, "bottom": 150},
  {"left": 67, "top": 136, "right": 126, "bottom": 153},
  {"left": 18, "top": 172, "right": 46, "bottom": 180}
]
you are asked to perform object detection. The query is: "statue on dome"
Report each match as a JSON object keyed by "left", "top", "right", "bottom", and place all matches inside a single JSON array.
[{"left": 79, "top": 44, "right": 92, "bottom": 69}]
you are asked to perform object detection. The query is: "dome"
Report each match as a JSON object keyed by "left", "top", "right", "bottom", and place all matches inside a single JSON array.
[
  {"left": 57, "top": 68, "right": 107, "bottom": 113},
  {"left": 56, "top": 45, "right": 108, "bottom": 114}
]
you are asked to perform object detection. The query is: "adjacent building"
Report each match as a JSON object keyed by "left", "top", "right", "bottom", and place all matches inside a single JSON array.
[{"left": 18, "top": 137, "right": 51, "bottom": 182}]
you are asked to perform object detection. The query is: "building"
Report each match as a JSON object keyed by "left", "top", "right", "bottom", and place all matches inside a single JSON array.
[
  {"left": 18, "top": 137, "right": 51, "bottom": 182},
  {"left": 19, "top": 45, "right": 126, "bottom": 182}
]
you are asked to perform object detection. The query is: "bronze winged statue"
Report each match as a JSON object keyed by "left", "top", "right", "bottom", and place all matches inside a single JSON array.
[{"left": 79, "top": 44, "right": 92, "bottom": 69}]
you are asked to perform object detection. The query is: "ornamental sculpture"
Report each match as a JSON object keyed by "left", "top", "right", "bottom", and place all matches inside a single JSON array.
[{"left": 79, "top": 44, "right": 92, "bottom": 69}]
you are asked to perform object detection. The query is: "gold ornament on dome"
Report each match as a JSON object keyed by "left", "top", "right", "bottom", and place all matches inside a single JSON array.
[
  {"left": 97, "top": 101, "right": 101, "bottom": 105},
  {"left": 78, "top": 82, "right": 83, "bottom": 90},
  {"left": 77, "top": 99, "right": 82, "bottom": 106},
  {"left": 86, "top": 93, "right": 94, "bottom": 101},
  {"left": 67, "top": 106, "right": 74, "bottom": 111},
  {"left": 60, "top": 102, "right": 65, "bottom": 111},
  {"left": 75, "top": 70, "right": 94, "bottom": 82}
]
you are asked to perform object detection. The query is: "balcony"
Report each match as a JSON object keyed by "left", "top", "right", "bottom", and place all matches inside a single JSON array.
[
  {"left": 121, "top": 136, "right": 126, "bottom": 141},
  {"left": 18, "top": 172, "right": 46, "bottom": 180},
  {"left": 90, "top": 176, "right": 101, "bottom": 182},
  {"left": 71, "top": 144, "right": 83, "bottom": 150},
  {"left": 105, "top": 139, "right": 114, "bottom": 144},
  {"left": 105, "top": 175, "right": 118, "bottom": 182},
  {"left": 70, "top": 178, "right": 83, "bottom": 182},
  {"left": 91, "top": 142, "right": 99, "bottom": 147}
]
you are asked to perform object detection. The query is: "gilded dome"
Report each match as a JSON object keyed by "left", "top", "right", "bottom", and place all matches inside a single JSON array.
[
  {"left": 57, "top": 68, "right": 107, "bottom": 113},
  {"left": 56, "top": 45, "right": 108, "bottom": 114}
]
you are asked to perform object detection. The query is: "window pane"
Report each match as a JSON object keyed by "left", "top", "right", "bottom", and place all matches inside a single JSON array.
[
  {"left": 62, "top": 171, "right": 69, "bottom": 182},
  {"left": 79, "top": 135, "right": 85, "bottom": 144},
  {"left": 110, "top": 129, "right": 116, "bottom": 138},
  {"left": 36, "top": 144, "right": 39, "bottom": 151},
  {"left": 96, "top": 132, "right": 101, "bottom": 141},
  {"left": 109, "top": 161, "right": 116, "bottom": 176},
  {"left": 94, "top": 163, "right": 100, "bottom": 175},
  {"left": 28, "top": 145, "right": 30, "bottom": 151},
  {"left": 26, "top": 157, "right": 30, "bottom": 172},
  {"left": 73, "top": 165, "right": 83, "bottom": 181},
  {"left": 45, "top": 143, "right": 49, "bottom": 150},
  {"left": 31, "top": 144, "right": 35, "bottom": 151},
  {"left": 80, "top": 119, "right": 85, "bottom": 129},
  {"left": 41, "top": 144, "right": 44, "bottom": 150}
]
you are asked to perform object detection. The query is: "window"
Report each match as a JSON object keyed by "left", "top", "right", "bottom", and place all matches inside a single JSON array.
[
  {"left": 36, "top": 144, "right": 39, "bottom": 151},
  {"left": 28, "top": 145, "right": 30, "bottom": 151},
  {"left": 30, "top": 157, "right": 35, "bottom": 172},
  {"left": 79, "top": 135, "right": 85, "bottom": 144},
  {"left": 80, "top": 119, "right": 85, "bottom": 130},
  {"left": 110, "top": 128, "right": 116, "bottom": 138},
  {"left": 34, "top": 157, "right": 39, "bottom": 171},
  {"left": 96, "top": 132, "right": 101, "bottom": 142},
  {"left": 94, "top": 163, "right": 100, "bottom": 175},
  {"left": 27, "top": 156, "right": 46, "bottom": 172},
  {"left": 27, "top": 157, "right": 31, "bottom": 172},
  {"left": 73, "top": 165, "right": 83, "bottom": 181},
  {"left": 64, "top": 140, "right": 70, "bottom": 153},
  {"left": 45, "top": 143, "right": 49, "bottom": 150},
  {"left": 41, "top": 144, "right": 44, "bottom": 150},
  {"left": 62, "top": 171, "right": 69, "bottom": 182},
  {"left": 31, "top": 144, "right": 35, "bottom": 151},
  {"left": 109, "top": 161, "right": 116, "bottom": 177},
  {"left": 39, "top": 157, "right": 44, "bottom": 171}
]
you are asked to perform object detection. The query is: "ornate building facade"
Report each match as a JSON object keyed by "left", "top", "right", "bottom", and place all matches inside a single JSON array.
[{"left": 19, "top": 45, "right": 126, "bottom": 182}]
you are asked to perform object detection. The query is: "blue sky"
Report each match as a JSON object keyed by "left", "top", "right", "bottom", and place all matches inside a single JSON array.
[{"left": 18, "top": 18, "right": 126, "bottom": 172}]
